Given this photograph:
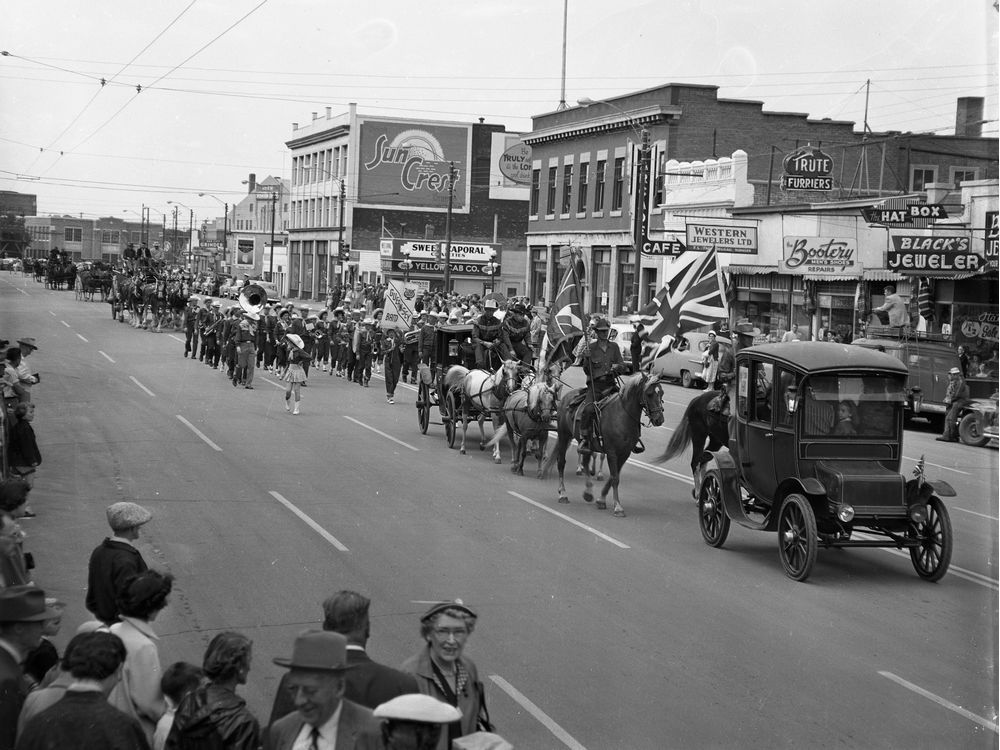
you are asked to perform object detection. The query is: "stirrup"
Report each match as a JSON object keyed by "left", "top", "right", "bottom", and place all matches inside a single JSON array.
[{"left": 632, "top": 438, "right": 645, "bottom": 454}]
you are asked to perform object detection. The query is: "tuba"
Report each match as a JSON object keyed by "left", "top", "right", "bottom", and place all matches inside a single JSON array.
[{"left": 239, "top": 283, "right": 267, "bottom": 315}]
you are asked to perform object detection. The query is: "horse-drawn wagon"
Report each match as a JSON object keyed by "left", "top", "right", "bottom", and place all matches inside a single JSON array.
[
  {"left": 414, "top": 324, "right": 476, "bottom": 445},
  {"left": 693, "top": 342, "right": 953, "bottom": 582}
]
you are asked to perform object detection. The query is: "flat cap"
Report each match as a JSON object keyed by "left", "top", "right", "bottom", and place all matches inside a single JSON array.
[
  {"left": 106, "top": 501, "right": 152, "bottom": 531},
  {"left": 374, "top": 694, "right": 462, "bottom": 724}
]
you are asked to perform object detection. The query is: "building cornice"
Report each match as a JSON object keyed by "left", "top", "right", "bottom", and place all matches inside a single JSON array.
[
  {"left": 286, "top": 124, "right": 350, "bottom": 150},
  {"left": 523, "top": 105, "right": 681, "bottom": 145}
]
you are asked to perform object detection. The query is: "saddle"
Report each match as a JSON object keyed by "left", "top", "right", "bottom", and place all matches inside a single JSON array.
[{"left": 569, "top": 390, "right": 616, "bottom": 454}]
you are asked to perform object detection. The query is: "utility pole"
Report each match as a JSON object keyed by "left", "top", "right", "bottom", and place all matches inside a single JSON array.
[
  {"left": 268, "top": 191, "right": 277, "bottom": 282},
  {"left": 630, "top": 131, "right": 651, "bottom": 313},
  {"left": 337, "top": 179, "right": 345, "bottom": 287},
  {"left": 442, "top": 161, "right": 455, "bottom": 293},
  {"left": 222, "top": 202, "right": 228, "bottom": 273},
  {"left": 188, "top": 208, "right": 194, "bottom": 273},
  {"left": 172, "top": 206, "right": 178, "bottom": 266}
]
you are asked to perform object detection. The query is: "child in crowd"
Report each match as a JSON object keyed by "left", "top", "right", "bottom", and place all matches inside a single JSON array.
[{"left": 153, "top": 662, "right": 205, "bottom": 750}]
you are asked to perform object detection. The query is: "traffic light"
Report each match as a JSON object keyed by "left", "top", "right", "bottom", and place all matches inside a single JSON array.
[{"left": 338, "top": 242, "right": 350, "bottom": 260}]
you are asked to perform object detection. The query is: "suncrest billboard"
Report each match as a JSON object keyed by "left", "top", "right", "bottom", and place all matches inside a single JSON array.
[{"left": 357, "top": 117, "right": 472, "bottom": 212}]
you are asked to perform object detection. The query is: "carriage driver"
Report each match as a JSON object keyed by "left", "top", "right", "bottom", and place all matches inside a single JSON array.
[
  {"left": 502, "top": 303, "right": 533, "bottom": 366},
  {"left": 472, "top": 298, "right": 505, "bottom": 369},
  {"left": 576, "top": 317, "right": 628, "bottom": 455}
]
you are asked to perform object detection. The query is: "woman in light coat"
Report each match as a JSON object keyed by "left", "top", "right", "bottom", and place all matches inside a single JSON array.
[{"left": 109, "top": 569, "right": 173, "bottom": 744}]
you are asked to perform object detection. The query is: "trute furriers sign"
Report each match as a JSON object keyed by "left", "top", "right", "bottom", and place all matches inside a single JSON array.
[{"left": 781, "top": 145, "right": 834, "bottom": 191}]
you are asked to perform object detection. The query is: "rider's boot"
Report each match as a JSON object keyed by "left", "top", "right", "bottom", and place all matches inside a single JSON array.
[{"left": 578, "top": 427, "right": 593, "bottom": 456}]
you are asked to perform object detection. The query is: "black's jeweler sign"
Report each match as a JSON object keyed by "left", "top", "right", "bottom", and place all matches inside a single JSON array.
[{"left": 888, "top": 235, "right": 982, "bottom": 274}]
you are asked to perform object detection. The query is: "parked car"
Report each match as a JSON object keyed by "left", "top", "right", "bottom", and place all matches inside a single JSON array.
[
  {"left": 851, "top": 333, "right": 962, "bottom": 430},
  {"left": 650, "top": 331, "right": 732, "bottom": 388},
  {"left": 955, "top": 393, "right": 999, "bottom": 447},
  {"left": 607, "top": 323, "right": 634, "bottom": 364}
]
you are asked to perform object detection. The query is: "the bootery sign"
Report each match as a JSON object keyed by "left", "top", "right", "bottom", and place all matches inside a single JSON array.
[{"left": 357, "top": 117, "right": 472, "bottom": 211}]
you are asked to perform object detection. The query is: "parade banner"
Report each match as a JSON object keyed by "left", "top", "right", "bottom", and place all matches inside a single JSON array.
[
  {"left": 541, "top": 247, "right": 586, "bottom": 368},
  {"left": 381, "top": 279, "right": 420, "bottom": 331}
]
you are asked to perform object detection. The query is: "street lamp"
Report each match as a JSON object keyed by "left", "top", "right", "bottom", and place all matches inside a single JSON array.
[
  {"left": 399, "top": 246, "right": 413, "bottom": 283},
  {"left": 578, "top": 97, "right": 651, "bottom": 314},
  {"left": 484, "top": 249, "right": 499, "bottom": 294},
  {"left": 167, "top": 200, "right": 194, "bottom": 272},
  {"left": 198, "top": 193, "right": 229, "bottom": 273}
]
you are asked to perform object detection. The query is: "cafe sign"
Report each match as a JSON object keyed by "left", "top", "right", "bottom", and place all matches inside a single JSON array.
[
  {"left": 781, "top": 145, "right": 834, "bottom": 191},
  {"left": 781, "top": 236, "right": 857, "bottom": 274},
  {"left": 888, "top": 234, "right": 983, "bottom": 274}
]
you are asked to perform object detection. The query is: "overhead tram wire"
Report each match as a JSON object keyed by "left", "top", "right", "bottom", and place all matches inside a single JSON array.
[
  {"left": 29, "top": 0, "right": 200, "bottom": 179},
  {"left": 53, "top": 0, "right": 269, "bottom": 159}
]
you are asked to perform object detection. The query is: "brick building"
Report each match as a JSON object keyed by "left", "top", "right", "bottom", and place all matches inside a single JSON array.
[
  {"left": 285, "top": 106, "right": 528, "bottom": 299},
  {"left": 23, "top": 216, "right": 162, "bottom": 262}
]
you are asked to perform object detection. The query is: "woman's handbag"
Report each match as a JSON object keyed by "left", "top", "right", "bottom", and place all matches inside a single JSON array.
[{"left": 475, "top": 681, "right": 494, "bottom": 732}]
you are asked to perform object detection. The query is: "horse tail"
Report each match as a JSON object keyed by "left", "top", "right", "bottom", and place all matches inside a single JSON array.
[
  {"left": 443, "top": 365, "right": 469, "bottom": 393},
  {"left": 540, "top": 439, "right": 559, "bottom": 479},
  {"left": 485, "top": 423, "right": 508, "bottom": 450},
  {"left": 655, "top": 404, "right": 693, "bottom": 464}
]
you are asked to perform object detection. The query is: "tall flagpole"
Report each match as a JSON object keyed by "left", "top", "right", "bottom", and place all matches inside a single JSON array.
[{"left": 556, "top": 0, "right": 568, "bottom": 110}]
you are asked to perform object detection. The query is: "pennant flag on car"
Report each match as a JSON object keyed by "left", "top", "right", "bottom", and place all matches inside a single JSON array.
[
  {"left": 636, "top": 245, "right": 729, "bottom": 370},
  {"left": 541, "top": 247, "right": 587, "bottom": 369}
]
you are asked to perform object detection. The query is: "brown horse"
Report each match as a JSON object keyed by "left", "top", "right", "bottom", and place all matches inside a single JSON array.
[
  {"left": 655, "top": 389, "right": 731, "bottom": 488},
  {"left": 542, "top": 372, "right": 665, "bottom": 517}
]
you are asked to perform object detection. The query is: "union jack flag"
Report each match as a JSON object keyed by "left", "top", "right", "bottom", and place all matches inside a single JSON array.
[
  {"left": 541, "top": 247, "right": 587, "bottom": 368},
  {"left": 636, "top": 246, "right": 729, "bottom": 369}
]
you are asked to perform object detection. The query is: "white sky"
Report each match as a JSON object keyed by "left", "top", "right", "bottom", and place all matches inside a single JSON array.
[{"left": 2, "top": 0, "right": 996, "bottom": 221}]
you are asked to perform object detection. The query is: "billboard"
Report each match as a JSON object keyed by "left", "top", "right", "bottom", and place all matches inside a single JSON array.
[
  {"left": 357, "top": 117, "right": 472, "bottom": 212},
  {"left": 489, "top": 132, "right": 532, "bottom": 201},
  {"left": 235, "top": 237, "right": 254, "bottom": 268}
]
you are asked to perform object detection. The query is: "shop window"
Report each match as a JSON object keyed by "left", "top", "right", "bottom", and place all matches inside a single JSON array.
[
  {"left": 611, "top": 157, "right": 625, "bottom": 211},
  {"left": 546, "top": 166, "right": 557, "bottom": 216},
  {"left": 593, "top": 160, "right": 606, "bottom": 212},
  {"left": 592, "top": 248, "right": 611, "bottom": 311},
  {"left": 530, "top": 247, "right": 547, "bottom": 303},
  {"left": 910, "top": 165, "right": 937, "bottom": 192},
  {"left": 949, "top": 167, "right": 979, "bottom": 185},
  {"left": 577, "top": 162, "right": 589, "bottom": 214},
  {"left": 616, "top": 249, "right": 635, "bottom": 315},
  {"left": 561, "top": 163, "right": 573, "bottom": 215}
]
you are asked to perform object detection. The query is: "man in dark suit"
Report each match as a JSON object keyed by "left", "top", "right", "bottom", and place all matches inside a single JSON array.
[
  {"left": 266, "top": 631, "right": 380, "bottom": 750},
  {"left": 269, "top": 591, "right": 418, "bottom": 725},
  {"left": 85, "top": 502, "right": 152, "bottom": 625},
  {"left": 0, "top": 586, "right": 57, "bottom": 750}
]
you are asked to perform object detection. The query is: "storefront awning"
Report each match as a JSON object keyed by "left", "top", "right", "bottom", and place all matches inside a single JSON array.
[
  {"left": 727, "top": 264, "right": 779, "bottom": 275},
  {"left": 802, "top": 273, "right": 861, "bottom": 281},
  {"left": 863, "top": 269, "right": 904, "bottom": 281}
]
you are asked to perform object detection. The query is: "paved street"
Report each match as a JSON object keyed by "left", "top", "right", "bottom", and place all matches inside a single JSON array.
[{"left": 4, "top": 275, "right": 998, "bottom": 749}]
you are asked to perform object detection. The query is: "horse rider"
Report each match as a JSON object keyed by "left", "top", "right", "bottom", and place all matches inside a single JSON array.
[
  {"left": 472, "top": 298, "right": 505, "bottom": 369},
  {"left": 575, "top": 317, "right": 628, "bottom": 456},
  {"left": 502, "top": 303, "right": 532, "bottom": 367}
]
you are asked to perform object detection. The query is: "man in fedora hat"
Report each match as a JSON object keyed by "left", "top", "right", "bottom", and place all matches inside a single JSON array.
[
  {"left": 937, "top": 366, "right": 970, "bottom": 443},
  {"left": 267, "top": 630, "right": 381, "bottom": 750},
  {"left": 86, "top": 502, "right": 152, "bottom": 625},
  {"left": 269, "top": 591, "right": 418, "bottom": 725},
  {"left": 0, "top": 585, "right": 58, "bottom": 750}
]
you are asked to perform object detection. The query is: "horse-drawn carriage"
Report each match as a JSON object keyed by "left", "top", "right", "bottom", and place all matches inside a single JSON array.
[
  {"left": 692, "top": 342, "right": 953, "bottom": 582},
  {"left": 414, "top": 324, "right": 477, "bottom": 445}
]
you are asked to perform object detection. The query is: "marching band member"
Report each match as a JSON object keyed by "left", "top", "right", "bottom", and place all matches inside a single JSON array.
[
  {"left": 353, "top": 317, "right": 375, "bottom": 387},
  {"left": 281, "top": 334, "right": 308, "bottom": 415},
  {"left": 235, "top": 311, "right": 258, "bottom": 389},
  {"left": 381, "top": 327, "right": 405, "bottom": 404}
]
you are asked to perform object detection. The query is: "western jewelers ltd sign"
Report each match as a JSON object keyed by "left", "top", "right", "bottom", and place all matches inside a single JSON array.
[
  {"left": 685, "top": 223, "right": 758, "bottom": 254},
  {"left": 781, "top": 236, "right": 858, "bottom": 274},
  {"left": 888, "top": 234, "right": 984, "bottom": 275}
]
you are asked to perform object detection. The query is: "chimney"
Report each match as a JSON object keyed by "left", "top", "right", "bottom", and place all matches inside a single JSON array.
[
  {"left": 248, "top": 174, "right": 256, "bottom": 193},
  {"left": 955, "top": 97, "right": 985, "bottom": 136},
  {"left": 325, "top": 107, "right": 332, "bottom": 118},
  {"left": 292, "top": 122, "right": 299, "bottom": 131},
  {"left": 312, "top": 111, "right": 318, "bottom": 121}
]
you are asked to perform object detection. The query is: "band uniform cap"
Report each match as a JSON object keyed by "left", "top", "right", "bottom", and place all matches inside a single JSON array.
[
  {"left": 212, "top": 302, "right": 222, "bottom": 308},
  {"left": 306, "top": 313, "right": 319, "bottom": 320},
  {"left": 592, "top": 318, "right": 611, "bottom": 331},
  {"left": 708, "top": 331, "right": 717, "bottom": 337},
  {"left": 420, "top": 599, "right": 477, "bottom": 623},
  {"left": 484, "top": 299, "right": 498, "bottom": 309},
  {"left": 17, "top": 337, "right": 38, "bottom": 350},
  {"left": 333, "top": 307, "right": 345, "bottom": 313},
  {"left": 949, "top": 367, "right": 962, "bottom": 375},
  {"left": 362, "top": 317, "right": 374, "bottom": 325},
  {"left": 425, "top": 311, "right": 439, "bottom": 319},
  {"left": 373, "top": 694, "right": 462, "bottom": 724},
  {"left": 273, "top": 630, "right": 353, "bottom": 671},
  {"left": 0, "top": 585, "right": 60, "bottom": 623},
  {"left": 107, "top": 501, "right": 152, "bottom": 531}
]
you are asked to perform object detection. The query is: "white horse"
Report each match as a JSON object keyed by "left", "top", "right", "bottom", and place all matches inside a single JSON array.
[
  {"left": 487, "top": 379, "right": 558, "bottom": 477},
  {"left": 443, "top": 359, "right": 520, "bottom": 462}
]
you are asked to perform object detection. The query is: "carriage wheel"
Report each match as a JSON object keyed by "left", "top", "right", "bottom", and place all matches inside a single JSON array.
[
  {"left": 698, "top": 471, "right": 731, "bottom": 548},
  {"left": 416, "top": 382, "right": 431, "bottom": 434},
  {"left": 445, "top": 390, "right": 459, "bottom": 448},
  {"left": 777, "top": 494, "right": 818, "bottom": 582},
  {"left": 909, "top": 497, "right": 953, "bottom": 582}
]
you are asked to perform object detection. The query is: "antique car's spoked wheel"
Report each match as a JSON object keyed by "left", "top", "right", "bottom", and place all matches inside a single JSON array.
[
  {"left": 416, "top": 382, "right": 431, "bottom": 434},
  {"left": 909, "top": 497, "right": 953, "bottom": 582},
  {"left": 777, "top": 494, "right": 818, "bottom": 582},
  {"left": 445, "top": 390, "right": 459, "bottom": 449},
  {"left": 698, "top": 471, "right": 731, "bottom": 548}
]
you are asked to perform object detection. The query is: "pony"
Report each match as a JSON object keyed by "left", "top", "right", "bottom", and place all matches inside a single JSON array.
[
  {"left": 442, "top": 359, "right": 520, "bottom": 462},
  {"left": 487, "top": 379, "right": 558, "bottom": 477},
  {"left": 655, "top": 389, "right": 731, "bottom": 488},
  {"left": 542, "top": 372, "right": 665, "bottom": 517}
]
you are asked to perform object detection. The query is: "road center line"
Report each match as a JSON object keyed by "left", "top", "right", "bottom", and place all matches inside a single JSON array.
[
  {"left": 853, "top": 532, "right": 998, "bottom": 590},
  {"left": 76, "top": 333, "right": 88, "bottom": 342},
  {"left": 175, "top": 415, "right": 222, "bottom": 452},
  {"left": 343, "top": 415, "right": 419, "bottom": 451},
  {"left": 269, "top": 491, "right": 349, "bottom": 552},
  {"left": 168, "top": 334, "right": 185, "bottom": 342},
  {"left": 129, "top": 376, "right": 155, "bottom": 397},
  {"left": 902, "top": 455, "right": 970, "bottom": 476},
  {"left": 60, "top": 320, "right": 70, "bottom": 328},
  {"left": 954, "top": 507, "right": 999, "bottom": 521},
  {"left": 49, "top": 310, "right": 56, "bottom": 316},
  {"left": 507, "top": 491, "right": 630, "bottom": 549},
  {"left": 260, "top": 376, "right": 287, "bottom": 390},
  {"left": 878, "top": 671, "right": 998, "bottom": 733},
  {"left": 489, "top": 674, "right": 588, "bottom": 750},
  {"left": 99, "top": 351, "right": 115, "bottom": 363}
]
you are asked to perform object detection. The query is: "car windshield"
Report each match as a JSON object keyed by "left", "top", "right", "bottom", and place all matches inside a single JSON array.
[{"left": 800, "top": 374, "right": 905, "bottom": 439}]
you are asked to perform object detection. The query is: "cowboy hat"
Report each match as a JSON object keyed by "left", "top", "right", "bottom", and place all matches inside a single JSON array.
[
  {"left": 484, "top": 299, "right": 498, "bottom": 310},
  {"left": 285, "top": 334, "right": 305, "bottom": 351},
  {"left": 273, "top": 630, "right": 353, "bottom": 672},
  {"left": 17, "top": 338, "right": 38, "bottom": 350}
]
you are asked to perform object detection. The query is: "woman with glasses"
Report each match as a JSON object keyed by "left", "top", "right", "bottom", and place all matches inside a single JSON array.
[{"left": 401, "top": 600, "right": 488, "bottom": 749}]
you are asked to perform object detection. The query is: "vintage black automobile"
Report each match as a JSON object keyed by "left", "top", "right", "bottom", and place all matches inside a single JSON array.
[{"left": 695, "top": 342, "right": 954, "bottom": 582}]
